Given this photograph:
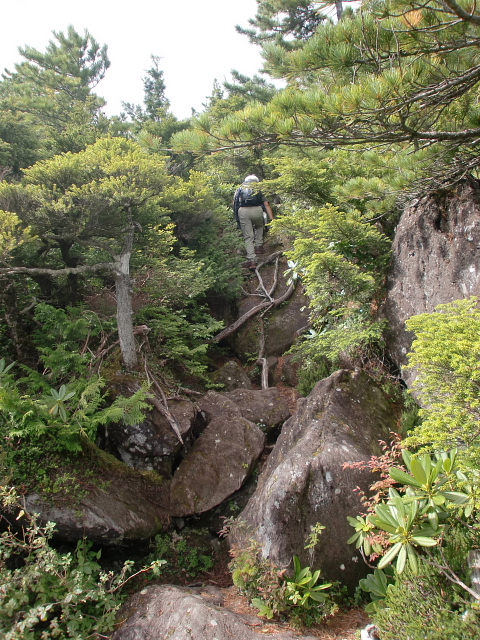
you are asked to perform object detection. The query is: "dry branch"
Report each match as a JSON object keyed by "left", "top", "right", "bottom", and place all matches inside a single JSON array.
[
  {"left": 0, "top": 263, "right": 115, "bottom": 277},
  {"left": 213, "top": 281, "right": 295, "bottom": 342},
  {"left": 144, "top": 366, "right": 184, "bottom": 445}
]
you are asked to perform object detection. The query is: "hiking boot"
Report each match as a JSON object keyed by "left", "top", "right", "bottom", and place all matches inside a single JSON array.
[
  {"left": 255, "top": 246, "right": 266, "bottom": 254},
  {"left": 246, "top": 261, "right": 257, "bottom": 270}
]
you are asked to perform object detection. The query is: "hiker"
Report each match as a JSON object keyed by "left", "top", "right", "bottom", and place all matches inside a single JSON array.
[{"left": 233, "top": 175, "right": 274, "bottom": 270}]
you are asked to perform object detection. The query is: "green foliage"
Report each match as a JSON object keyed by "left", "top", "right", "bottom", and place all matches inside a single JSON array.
[
  {"left": 348, "top": 449, "right": 473, "bottom": 575},
  {"left": 404, "top": 297, "right": 480, "bottom": 467},
  {"left": 148, "top": 529, "right": 214, "bottom": 580},
  {"left": 0, "top": 486, "right": 164, "bottom": 639},
  {"left": 136, "top": 298, "right": 223, "bottom": 378},
  {"left": 284, "top": 555, "right": 332, "bottom": 608},
  {"left": 230, "top": 527, "right": 336, "bottom": 627},
  {"left": 272, "top": 204, "right": 391, "bottom": 362},
  {"left": 180, "top": 0, "right": 480, "bottom": 196},
  {"left": 358, "top": 567, "right": 395, "bottom": 613},
  {"left": 236, "top": 0, "right": 325, "bottom": 49},
  {"left": 31, "top": 303, "right": 116, "bottom": 382},
  {"left": 267, "top": 202, "right": 391, "bottom": 368},
  {"left": 1, "top": 26, "right": 111, "bottom": 155},
  {"left": 0, "top": 353, "right": 149, "bottom": 494},
  {"left": 296, "top": 354, "right": 332, "bottom": 396},
  {"left": 372, "top": 560, "right": 480, "bottom": 640},
  {"left": 122, "top": 55, "right": 190, "bottom": 148},
  {"left": 0, "top": 110, "right": 41, "bottom": 174},
  {"left": 352, "top": 450, "right": 480, "bottom": 633}
]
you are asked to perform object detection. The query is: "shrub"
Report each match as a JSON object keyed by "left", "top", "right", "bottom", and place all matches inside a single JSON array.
[
  {"left": 0, "top": 358, "right": 148, "bottom": 495},
  {"left": 0, "top": 486, "right": 164, "bottom": 639},
  {"left": 229, "top": 537, "right": 337, "bottom": 627},
  {"left": 372, "top": 560, "right": 479, "bottom": 640},
  {"left": 147, "top": 529, "right": 214, "bottom": 580},
  {"left": 404, "top": 297, "right": 480, "bottom": 468}
]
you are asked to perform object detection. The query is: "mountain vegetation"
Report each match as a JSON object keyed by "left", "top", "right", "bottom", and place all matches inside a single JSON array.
[{"left": 1, "top": 1, "right": 480, "bottom": 636}]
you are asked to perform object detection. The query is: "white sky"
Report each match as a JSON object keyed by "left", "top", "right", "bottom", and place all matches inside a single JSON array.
[{"left": 1, "top": 0, "right": 268, "bottom": 119}]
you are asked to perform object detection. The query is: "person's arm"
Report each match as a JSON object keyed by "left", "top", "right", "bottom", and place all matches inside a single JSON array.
[
  {"left": 263, "top": 200, "right": 274, "bottom": 221},
  {"left": 233, "top": 190, "right": 241, "bottom": 227}
]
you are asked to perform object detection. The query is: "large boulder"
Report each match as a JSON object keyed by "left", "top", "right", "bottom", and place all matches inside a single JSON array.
[
  {"left": 222, "top": 387, "right": 290, "bottom": 431},
  {"left": 103, "top": 399, "right": 196, "bottom": 477},
  {"left": 230, "top": 370, "right": 398, "bottom": 590},
  {"left": 384, "top": 180, "right": 480, "bottom": 386},
  {"left": 170, "top": 414, "right": 265, "bottom": 517},
  {"left": 23, "top": 470, "right": 168, "bottom": 545},
  {"left": 211, "top": 360, "right": 253, "bottom": 390},
  {"left": 111, "top": 585, "right": 317, "bottom": 640}
]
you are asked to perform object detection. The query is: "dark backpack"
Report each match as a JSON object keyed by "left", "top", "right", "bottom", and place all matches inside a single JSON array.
[{"left": 238, "top": 186, "right": 263, "bottom": 207}]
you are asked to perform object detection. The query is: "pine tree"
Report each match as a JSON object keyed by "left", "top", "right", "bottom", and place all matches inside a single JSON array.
[
  {"left": 236, "top": 1, "right": 326, "bottom": 48},
  {"left": 1, "top": 26, "right": 110, "bottom": 154},
  {"left": 180, "top": 0, "right": 480, "bottom": 192}
]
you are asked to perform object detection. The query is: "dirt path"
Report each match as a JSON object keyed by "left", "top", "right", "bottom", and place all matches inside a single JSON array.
[{"left": 222, "top": 586, "right": 370, "bottom": 639}]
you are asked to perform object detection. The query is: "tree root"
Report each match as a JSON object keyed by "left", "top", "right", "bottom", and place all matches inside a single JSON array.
[{"left": 213, "top": 281, "right": 295, "bottom": 342}]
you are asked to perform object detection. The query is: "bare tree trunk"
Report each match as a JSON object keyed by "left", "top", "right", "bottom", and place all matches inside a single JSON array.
[
  {"left": 114, "top": 222, "right": 138, "bottom": 371},
  {"left": 336, "top": 1, "right": 343, "bottom": 20}
]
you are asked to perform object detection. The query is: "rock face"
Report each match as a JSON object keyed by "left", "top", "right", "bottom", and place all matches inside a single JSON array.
[
  {"left": 222, "top": 387, "right": 290, "bottom": 431},
  {"left": 384, "top": 180, "right": 480, "bottom": 386},
  {"left": 24, "top": 475, "right": 168, "bottom": 545},
  {"left": 230, "top": 370, "right": 398, "bottom": 590},
  {"left": 104, "top": 399, "right": 196, "bottom": 477},
  {"left": 169, "top": 413, "right": 265, "bottom": 517},
  {"left": 111, "top": 585, "right": 317, "bottom": 640}
]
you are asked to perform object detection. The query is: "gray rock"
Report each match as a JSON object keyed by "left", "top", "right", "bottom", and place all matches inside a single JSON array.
[
  {"left": 23, "top": 477, "right": 167, "bottom": 545},
  {"left": 196, "top": 390, "right": 243, "bottom": 421},
  {"left": 104, "top": 398, "right": 195, "bottom": 476},
  {"left": 170, "top": 415, "right": 265, "bottom": 517},
  {"left": 222, "top": 387, "right": 290, "bottom": 430},
  {"left": 384, "top": 180, "right": 480, "bottom": 387},
  {"left": 111, "top": 584, "right": 317, "bottom": 640},
  {"left": 211, "top": 360, "right": 253, "bottom": 390},
  {"left": 230, "top": 370, "right": 398, "bottom": 590}
]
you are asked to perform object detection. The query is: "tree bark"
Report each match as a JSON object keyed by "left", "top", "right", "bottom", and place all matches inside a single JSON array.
[
  {"left": 335, "top": 1, "right": 343, "bottom": 20},
  {"left": 114, "top": 222, "right": 138, "bottom": 371}
]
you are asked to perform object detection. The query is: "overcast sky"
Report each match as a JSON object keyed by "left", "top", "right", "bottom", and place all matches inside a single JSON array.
[{"left": 1, "top": 0, "right": 268, "bottom": 119}]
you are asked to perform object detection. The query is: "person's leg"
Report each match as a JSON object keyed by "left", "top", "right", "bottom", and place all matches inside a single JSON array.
[
  {"left": 238, "top": 207, "right": 256, "bottom": 260},
  {"left": 249, "top": 206, "right": 265, "bottom": 251}
]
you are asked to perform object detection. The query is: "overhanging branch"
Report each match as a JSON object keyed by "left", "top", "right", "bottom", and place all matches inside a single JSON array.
[{"left": 0, "top": 262, "right": 115, "bottom": 277}]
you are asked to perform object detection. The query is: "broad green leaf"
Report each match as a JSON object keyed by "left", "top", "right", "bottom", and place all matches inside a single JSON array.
[
  {"left": 396, "top": 544, "right": 407, "bottom": 573},
  {"left": 427, "top": 509, "right": 439, "bottom": 531},
  {"left": 411, "top": 536, "right": 438, "bottom": 547},
  {"left": 389, "top": 467, "right": 422, "bottom": 488},
  {"left": 369, "top": 516, "right": 397, "bottom": 535},
  {"left": 376, "top": 503, "right": 400, "bottom": 528},
  {"left": 406, "top": 543, "right": 418, "bottom": 574},
  {"left": 442, "top": 491, "right": 469, "bottom": 504},
  {"left": 347, "top": 531, "right": 361, "bottom": 545},
  {"left": 410, "top": 457, "right": 428, "bottom": 486},
  {"left": 393, "top": 495, "right": 406, "bottom": 520},
  {"left": 378, "top": 542, "right": 402, "bottom": 569}
]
